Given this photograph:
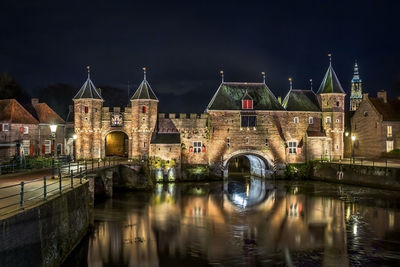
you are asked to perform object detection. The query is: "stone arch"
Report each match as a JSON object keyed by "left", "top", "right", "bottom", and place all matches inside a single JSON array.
[
  {"left": 223, "top": 150, "right": 273, "bottom": 178},
  {"left": 104, "top": 130, "right": 130, "bottom": 157}
]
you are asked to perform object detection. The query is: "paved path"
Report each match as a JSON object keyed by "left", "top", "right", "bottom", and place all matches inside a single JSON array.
[
  {"left": 0, "top": 159, "right": 126, "bottom": 219},
  {"left": 332, "top": 158, "right": 400, "bottom": 168}
]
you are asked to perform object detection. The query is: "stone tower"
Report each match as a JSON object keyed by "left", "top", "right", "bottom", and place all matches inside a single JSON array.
[
  {"left": 73, "top": 67, "right": 103, "bottom": 159},
  {"left": 130, "top": 68, "right": 159, "bottom": 158},
  {"left": 317, "top": 55, "right": 346, "bottom": 160},
  {"left": 350, "top": 61, "right": 362, "bottom": 111}
]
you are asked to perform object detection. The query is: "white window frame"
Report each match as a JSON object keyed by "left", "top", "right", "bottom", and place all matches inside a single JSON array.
[
  {"left": 294, "top": 117, "right": 299, "bottom": 124},
  {"left": 326, "top": 117, "right": 331, "bottom": 124},
  {"left": 22, "top": 140, "right": 30, "bottom": 155},
  {"left": 3, "top": 123, "right": 9, "bottom": 131},
  {"left": 386, "top": 140, "right": 394, "bottom": 152},
  {"left": 288, "top": 141, "right": 297, "bottom": 154},
  {"left": 309, "top": 117, "right": 314, "bottom": 124},
  {"left": 44, "top": 140, "right": 51, "bottom": 154},
  {"left": 23, "top": 126, "right": 29, "bottom": 134},
  {"left": 387, "top": 125, "right": 392, "bottom": 137},
  {"left": 193, "top": 141, "right": 202, "bottom": 153}
]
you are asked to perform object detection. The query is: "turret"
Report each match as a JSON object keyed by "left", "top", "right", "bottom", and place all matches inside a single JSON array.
[
  {"left": 130, "top": 67, "right": 159, "bottom": 158},
  {"left": 317, "top": 54, "right": 346, "bottom": 159},
  {"left": 350, "top": 61, "right": 363, "bottom": 111},
  {"left": 73, "top": 66, "right": 104, "bottom": 159}
]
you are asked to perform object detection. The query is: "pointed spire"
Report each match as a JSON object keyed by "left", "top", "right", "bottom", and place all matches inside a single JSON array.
[
  {"left": 289, "top": 77, "right": 292, "bottom": 90},
  {"left": 352, "top": 60, "right": 361, "bottom": 82},
  {"left": 261, "top": 72, "right": 266, "bottom": 83},
  {"left": 73, "top": 66, "right": 103, "bottom": 100},
  {"left": 317, "top": 58, "right": 345, "bottom": 94},
  {"left": 328, "top": 53, "right": 332, "bottom": 65},
  {"left": 143, "top": 67, "right": 147, "bottom": 81},
  {"left": 86, "top": 66, "right": 90, "bottom": 79},
  {"left": 309, "top": 79, "right": 313, "bottom": 90},
  {"left": 220, "top": 70, "right": 224, "bottom": 83}
]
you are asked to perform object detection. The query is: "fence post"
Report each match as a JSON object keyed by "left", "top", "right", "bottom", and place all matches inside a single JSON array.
[
  {"left": 59, "top": 172, "right": 62, "bottom": 194},
  {"left": 77, "top": 161, "right": 80, "bottom": 172},
  {"left": 80, "top": 167, "right": 82, "bottom": 175},
  {"left": 92, "top": 159, "right": 94, "bottom": 171},
  {"left": 68, "top": 162, "right": 71, "bottom": 174},
  {"left": 80, "top": 174, "right": 82, "bottom": 184},
  {"left": 85, "top": 161, "right": 87, "bottom": 175},
  {"left": 43, "top": 176, "right": 47, "bottom": 200},
  {"left": 98, "top": 160, "right": 100, "bottom": 169},
  {"left": 109, "top": 157, "right": 111, "bottom": 167},
  {"left": 71, "top": 173, "right": 74, "bottom": 188},
  {"left": 58, "top": 167, "right": 62, "bottom": 180},
  {"left": 373, "top": 160, "right": 374, "bottom": 167},
  {"left": 20, "top": 182, "right": 24, "bottom": 210}
]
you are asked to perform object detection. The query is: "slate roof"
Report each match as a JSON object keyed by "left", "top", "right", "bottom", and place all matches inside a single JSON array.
[
  {"left": 207, "top": 82, "right": 284, "bottom": 110},
  {"left": 0, "top": 99, "right": 39, "bottom": 124},
  {"left": 25, "top": 103, "right": 65, "bottom": 124},
  {"left": 317, "top": 64, "right": 346, "bottom": 94},
  {"left": 157, "top": 118, "right": 179, "bottom": 133},
  {"left": 73, "top": 76, "right": 103, "bottom": 100},
  {"left": 282, "top": 89, "right": 321, "bottom": 111},
  {"left": 151, "top": 133, "right": 181, "bottom": 144},
  {"left": 369, "top": 97, "right": 400, "bottom": 121},
  {"left": 131, "top": 79, "right": 158, "bottom": 101}
]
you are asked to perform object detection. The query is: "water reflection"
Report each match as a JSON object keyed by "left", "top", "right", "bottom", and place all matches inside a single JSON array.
[{"left": 64, "top": 178, "right": 400, "bottom": 266}]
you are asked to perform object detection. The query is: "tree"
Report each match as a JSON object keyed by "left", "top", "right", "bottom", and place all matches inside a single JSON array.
[{"left": 0, "top": 73, "right": 30, "bottom": 102}]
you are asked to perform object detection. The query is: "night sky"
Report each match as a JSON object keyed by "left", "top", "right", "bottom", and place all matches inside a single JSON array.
[{"left": 1, "top": 0, "right": 400, "bottom": 113}]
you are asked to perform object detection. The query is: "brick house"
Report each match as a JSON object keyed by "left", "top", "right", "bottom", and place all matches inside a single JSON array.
[
  {"left": 351, "top": 91, "right": 400, "bottom": 157},
  {"left": 24, "top": 98, "right": 65, "bottom": 156},
  {"left": 0, "top": 99, "right": 39, "bottom": 160}
]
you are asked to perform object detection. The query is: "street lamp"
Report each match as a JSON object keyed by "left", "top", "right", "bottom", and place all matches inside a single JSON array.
[
  {"left": 50, "top": 124, "right": 57, "bottom": 179},
  {"left": 73, "top": 134, "right": 77, "bottom": 162},
  {"left": 351, "top": 135, "right": 356, "bottom": 164}
]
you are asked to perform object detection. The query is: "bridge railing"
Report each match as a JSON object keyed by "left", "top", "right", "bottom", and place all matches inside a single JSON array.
[{"left": 0, "top": 157, "right": 124, "bottom": 218}]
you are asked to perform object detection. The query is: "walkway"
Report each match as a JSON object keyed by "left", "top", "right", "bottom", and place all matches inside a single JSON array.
[{"left": 332, "top": 158, "right": 400, "bottom": 168}]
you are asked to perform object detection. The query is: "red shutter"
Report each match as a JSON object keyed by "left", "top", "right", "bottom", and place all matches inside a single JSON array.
[
  {"left": 248, "top": 100, "right": 253, "bottom": 109},
  {"left": 85, "top": 106, "right": 89, "bottom": 113},
  {"left": 201, "top": 146, "right": 206, "bottom": 153},
  {"left": 0, "top": 124, "right": 2, "bottom": 131},
  {"left": 297, "top": 148, "right": 302, "bottom": 154},
  {"left": 30, "top": 145, "right": 34, "bottom": 155},
  {"left": 142, "top": 106, "right": 147, "bottom": 113},
  {"left": 20, "top": 127, "right": 24, "bottom": 134},
  {"left": 286, "top": 148, "right": 289, "bottom": 154},
  {"left": 242, "top": 100, "right": 247, "bottom": 109},
  {"left": 41, "top": 145, "right": 45, "bottom": 154},
  {"left": 189, "top": 146, "right": 193, "bottom": 153}
]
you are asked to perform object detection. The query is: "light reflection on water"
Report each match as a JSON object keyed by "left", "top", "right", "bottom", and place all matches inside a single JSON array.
[{"left": 64, "top": 177, "right": 400, "bottom": 266}]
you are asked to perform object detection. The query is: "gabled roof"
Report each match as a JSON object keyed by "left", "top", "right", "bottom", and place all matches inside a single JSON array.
[
  {"left": 0, "top": 99, "right": 39, "bottom": 124},
  {"left": 25, "top": 103, "right": 65, "bottom": 124},
  {"left": 131, "top": 79, "right": 158, "bottom": 101},
  {"left": 73, "top": 70, "right": 103, "bottom": 100},
  {"left": 207, "top": 82, "right": 284, "bottom": 111},
  {"left": 317, "top": 64, "right": 345, "bottom": 94},
  {"left": 282, "top": 89, "right": 321, "bottom": 112},
  {"left": 369, "top": 97, "right": 400, "bottom": 121}
]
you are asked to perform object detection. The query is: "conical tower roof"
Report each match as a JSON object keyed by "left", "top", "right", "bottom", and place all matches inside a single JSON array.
[
  {"left": 131, "top": 67, "right": 158, "bottom": 101},
  {"left": 73, "top": 66, "right": 103, "bottom": 100},
  {"left": 317, "top": 62, "right": 345, "bottom": 94}
]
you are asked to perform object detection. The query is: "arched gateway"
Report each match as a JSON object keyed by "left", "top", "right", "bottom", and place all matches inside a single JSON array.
[
  {"left": 105, "top": 131, "right": 129, "bottom": 157},
  {"left": 222, "top": 150, "right": 274, "bottom": 178}
]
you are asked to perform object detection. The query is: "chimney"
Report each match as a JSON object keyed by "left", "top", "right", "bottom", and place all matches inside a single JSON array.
[
  {"left": 69, "top": 105, "right": 73, "bottom": 112},
  {"left": 377, "top": 90, "right": 387, "bottom": 103},
  {"left": 31, "top": 98, "right": 39, "bottom": 105},
  {"left": 362, "top": 93, "right": 369, "bottom": 101}
]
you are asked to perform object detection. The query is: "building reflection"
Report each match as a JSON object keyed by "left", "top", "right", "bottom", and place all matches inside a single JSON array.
[{"left": 86, "top": 179, "right": 400, "bottom": 266}]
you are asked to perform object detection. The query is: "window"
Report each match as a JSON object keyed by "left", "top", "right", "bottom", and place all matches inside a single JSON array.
[
  {"left": 336, "top": 144, "right": 339, "bottom": 150},
  {"left": 142, "top": 106, "right": 147, "bottom": 113},
  {"left": 84, "top": 106, "right": 89, "bottom": 113},
  {"left": 288, "top": 141, "right": 297, "bottom": 154},
  {"left": 387, "top": 141, "right": 394, "bottom": 152},
  {"left": 363, "top": 111, "right": 368, "bottom": 117},
  {"left": 336, "top": 119, "right": 340, "bottom": 123},
  {"left": 265, "top": 138, "right": 269, "bottom": 147},
  {"left": 23, "top": 126, "right": 29, "bottom": 134},
  {"left": 309, "top": 117, "right": 314, "bottom": 124},
  {"left": 388, "top": 126, "right": 392, "bottom": 137},
  {"left": 44, "top": 140, "right": 51, "bottom": 154},
  {"left": 57, "top": 143, "right": 62, "bottom": 155},
  {"left": 193, "top": 141, "right": 202, "bottom": 153},
  {"left": 336, "top": 101, "right": 340, "bottom": 107},
  {"left": 326, "top": 117, "right": 331, "bottom": 124},
  {"left": 2, "top": 123, "right": 9, "bottom": 131},
  {"left": 241, "top": 115, "right": 256, "bottom": 127},
  {"left": 294, "top": 117, "right": 299, "bottom": 124},
  {"left": 245, "top": 137, "right": 249, "bottom": 144},
  {"left": 22, "top": 140, "right": 30, "bottom": 155},
  {"left": 242, "top": 99, "right": 253, "bottom": 109},
  {"left": 226, "top": 137, "right": 230, "bottom": 148}
]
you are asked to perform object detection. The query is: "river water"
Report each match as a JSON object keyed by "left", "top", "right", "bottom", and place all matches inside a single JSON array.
[{"left": 64, "top": 177, "right": 400, "bottom": 266}]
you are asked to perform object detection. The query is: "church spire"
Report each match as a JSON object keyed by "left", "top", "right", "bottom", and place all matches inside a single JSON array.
[
  {"left": 73, "top": 66, "right": 103, "bottom": 100},
  {"left": 350, "top": 60, "right": 363, "bottom": 111}
]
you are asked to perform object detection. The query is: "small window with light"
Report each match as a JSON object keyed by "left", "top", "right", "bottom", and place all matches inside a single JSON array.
[
  {"left": 309, "top": 117, "right": 314, "bottom": 124},
  {"left": 288, "top": 141, "right": 297, "bottom": 154},
  {"left": 326, "top": 117, "right": 331, "bottom": 124},
  {"left": 294, "top": 117, "right": 299, "bottom": 124}
]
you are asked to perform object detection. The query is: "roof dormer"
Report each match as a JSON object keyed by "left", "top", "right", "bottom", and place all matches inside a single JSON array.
[{"left": 242, "top": 90, "right": 253, "bottom": 109}]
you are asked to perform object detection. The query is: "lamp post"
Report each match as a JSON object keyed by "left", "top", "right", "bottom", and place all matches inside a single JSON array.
[
  {"left": 50, "top": 124, "right": 58, "bottom": 179},
  {"left": 351, "top": 135, "right": 356, "bottom": 164},
  {"left": 73, "top": 134, "right": 77, "bottom": 162}
]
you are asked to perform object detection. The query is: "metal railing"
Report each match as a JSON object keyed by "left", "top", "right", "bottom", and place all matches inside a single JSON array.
[
  {"left": 0, "top": 155, "right": 71, "bottom": 175},
  {"left": 0, "top": 157, "right": 124, "bottom": 218}
]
